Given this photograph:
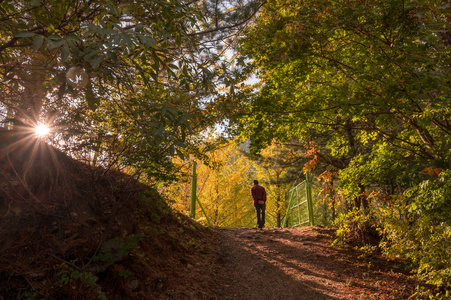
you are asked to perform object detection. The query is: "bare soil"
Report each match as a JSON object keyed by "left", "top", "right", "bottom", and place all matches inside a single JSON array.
[
  {"left": 208, "top": 227, "right": 421, "bottom": 300},
  {"left": 0, "top": 128, "right": 435, "bottom": 299}
]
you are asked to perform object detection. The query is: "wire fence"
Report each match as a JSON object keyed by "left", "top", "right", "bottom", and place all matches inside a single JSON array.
[{"left": 282, "top": 175, "right": 315, "bottom": 228}]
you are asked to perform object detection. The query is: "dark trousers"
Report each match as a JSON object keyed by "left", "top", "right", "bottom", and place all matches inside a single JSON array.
[{"left": 254, "top": 203, "right": 266, "bottom": 228}]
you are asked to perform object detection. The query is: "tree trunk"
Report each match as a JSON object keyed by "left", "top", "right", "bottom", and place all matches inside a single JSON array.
[
  {"left": 359, "top": 184, "right": 368, "bottom": 210},
  {"left": 276, "top": 193, "right": 281, "bottom": 228},
  {"left": 330, "top": 182, "right": 336, "bottom": 222},
  {"left": 276, "top": 173, "right": 281, "bottom": 228}
]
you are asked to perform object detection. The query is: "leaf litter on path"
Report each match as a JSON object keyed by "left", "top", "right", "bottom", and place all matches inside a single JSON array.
[{"left": 209, "top": 227, "right": 420, "bottom": 300}]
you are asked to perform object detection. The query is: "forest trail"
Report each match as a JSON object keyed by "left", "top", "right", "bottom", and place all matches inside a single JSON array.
[{"left": 210, "top": 227, "right": 418, "bottom": 300}]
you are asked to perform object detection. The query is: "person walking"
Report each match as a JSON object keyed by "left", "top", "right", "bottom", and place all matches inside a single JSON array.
[{"left": 251, "top": 180, "right": 267, "bottom": 230}]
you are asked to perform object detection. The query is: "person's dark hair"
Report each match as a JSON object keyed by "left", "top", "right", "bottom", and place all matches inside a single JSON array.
[{"left": 253, "top": 180, "right": 259, "bottom": 185}]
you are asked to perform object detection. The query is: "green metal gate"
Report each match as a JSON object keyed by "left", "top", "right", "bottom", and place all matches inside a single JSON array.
[
  {"left": 282, "top": 172, "right": 315, "bottom": 228},
  {"left": 190, "top": 161, "right": 212, "bottom": 226}
]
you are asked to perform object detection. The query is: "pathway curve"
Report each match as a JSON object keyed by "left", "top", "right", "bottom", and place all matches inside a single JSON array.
[{"left": 211, "top": 227, "right": 417, "bottom": 300}]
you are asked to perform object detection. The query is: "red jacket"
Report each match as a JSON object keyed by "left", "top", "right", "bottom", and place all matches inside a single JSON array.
[{"left": 251, "top": 184, "right": 267, "bottom": 205}]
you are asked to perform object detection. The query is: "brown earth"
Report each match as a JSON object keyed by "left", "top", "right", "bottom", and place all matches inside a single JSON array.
[
  {"left": 0, "top": 128, "right": 437, "bottom": 299},
  {"left": 207, "top": 227, "right": 424, "bottom": 300},
  {"left": 0, "top": 128, "right": 216, "bottom": 299}
]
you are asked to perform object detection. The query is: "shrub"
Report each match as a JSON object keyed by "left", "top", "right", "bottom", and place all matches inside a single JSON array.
[
  {"left": 333, "top": 208, "right": 380, "bottom": 248},
  {"left": 379, "top": 171, "right": 451, "bottom": 287}
]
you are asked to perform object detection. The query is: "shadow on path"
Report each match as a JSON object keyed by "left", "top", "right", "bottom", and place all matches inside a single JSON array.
[
  {"left": 213, "top": 227, "right": 344, "bottom": 300},
  {"left": 211, "top": 227, "right": 417, "bottom": 300}
]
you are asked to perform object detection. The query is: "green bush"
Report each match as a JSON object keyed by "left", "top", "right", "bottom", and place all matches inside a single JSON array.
[
  {"left": 333, "top": 208, "right": 380, "bottom": 248},
  {"left": 379, "top": 170, "right": 451, "bottom": 287}
]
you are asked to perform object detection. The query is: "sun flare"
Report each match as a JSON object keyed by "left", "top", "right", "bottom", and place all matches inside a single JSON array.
[{"left": 35, "top": 124, "right": 50, "bottom": 137}]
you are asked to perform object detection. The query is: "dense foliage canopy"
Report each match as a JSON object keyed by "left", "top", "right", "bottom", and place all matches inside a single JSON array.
[
  {"left": 0, "top": 0, "right": 264, "bottom": 178},
  {"left": 231, "top": 0, "right": 451, "bottom": 287}
]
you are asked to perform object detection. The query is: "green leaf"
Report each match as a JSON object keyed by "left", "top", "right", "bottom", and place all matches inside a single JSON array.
[
  {"left": 121, "top": 33, "right": 133, "bottom": 47},
  {"left": 90, "top": 55, "right": 105, "bottom": 68},
  {"left": 132, "top": 60, "right": 149, "bottom": 86},
  {"left": 107, "top": 51, "right": 118, "bottom": 62},
  {"left": 85, "top": 82, "right": 98, "bottom": 110},
  {"left": 32, "top": 35, "right": 45, "bottom": 51},
  {"left": 140, "top": 35, "right": 157, "bottom": 47},
  {"left": 98, "top": 28, "right": 117, "bottom": 35},
  {"left": 14, "top": 31, "right": 36, "bottom": 38},
  {"left": 83, "top": 49, "right": 101, "bottom": 61},
  {"left": 47, "top": 38, "right": 66, "bottom": 49},
  {"left": 57, "top": 81, "right": 66, "bottom": 100},
  {"left": 149, "top": 70, "right": 158, "bottom": 82},
  {"left": 60, "top": 44, "right": 70, "bottom": 62},
  {"left": 175, "top": 33, "right": 181, "bottom": 47},
  {"left": 176, "top": 149, "right": 185, "bottom": 160},
  {"left": 169, "top": 145, "right": 175, "bottom": 156}
]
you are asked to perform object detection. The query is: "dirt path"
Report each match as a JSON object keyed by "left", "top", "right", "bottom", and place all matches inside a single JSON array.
[{"left": 210, "top": 227, "right": 418, "bottom": 300}]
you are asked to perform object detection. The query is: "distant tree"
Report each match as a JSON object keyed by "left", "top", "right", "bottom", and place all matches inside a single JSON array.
[
  {"left": 252, "top": 142, "right": 298, "bottom": 227},
  {"left": 164, "top": 141, "right": 257, "bottom": 227}
]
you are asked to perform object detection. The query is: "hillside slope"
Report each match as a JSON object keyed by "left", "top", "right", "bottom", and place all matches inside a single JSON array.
[{"left": 0, "top": 128, "right": 217, "bottom": 299}]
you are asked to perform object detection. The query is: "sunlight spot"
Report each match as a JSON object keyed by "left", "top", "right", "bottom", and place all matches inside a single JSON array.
[{"left": 35, "top": 124, "right": 50, "bottom": 137}]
